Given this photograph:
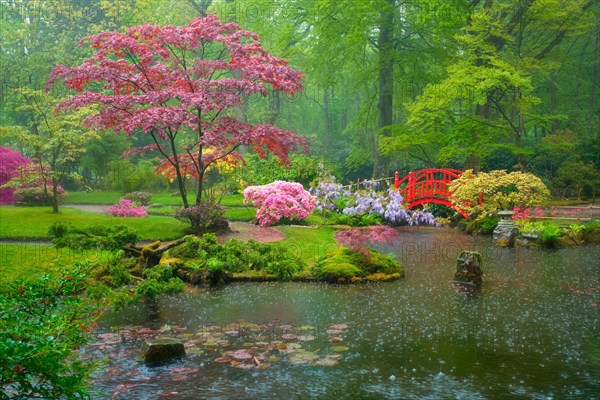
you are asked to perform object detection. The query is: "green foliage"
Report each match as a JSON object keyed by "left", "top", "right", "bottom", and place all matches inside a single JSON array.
[
  {"left": 106, "top": 159, "right": 165, "bottom": 193},
  {"left": 330, "top": 212, "right": 382, "bottom": 227},
  {"left": 123, "top": 191, "right": 152, "bottom": 206},
  {"left": 134, "top": 277, "right": 185, "bottom": 301},
  {"left": 13, "top": 186, "right": 65, "bottom": 206},
  {"left": 0, "top": 263, "right": 100, "bottom": 399},
  {"left": 556, "top": 161, "right": 600, "bottom": 199},
  {"left": 234, "top": 154, "right": 338, "bottom": 189},
  {"left": 168, "top": 234, "right": 304, "bottom": 281},
  {"left": 49, "top": 222, "right": 138, "bottom": 251},
  {"left": 315, "top": 247, "right": 403, "bottom": 283},
  {"left": 540, "top": 223, "right": 562, "bottom": 248}
]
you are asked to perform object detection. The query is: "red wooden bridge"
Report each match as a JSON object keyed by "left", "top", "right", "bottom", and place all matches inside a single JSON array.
[{"left": 394, "top": 168, "right": 470, "bottom": 218}]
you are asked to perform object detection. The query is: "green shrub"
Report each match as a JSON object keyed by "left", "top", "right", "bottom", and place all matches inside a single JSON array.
[
  {"left": 123, "top": 191, "right": 152, "bottom": 206},
  {"left": 540, "top": 223, "right": 562, "bottom": 247},
  {"left": 14, "top": 186, "right": 65, "bottom": 206},
  {"left": 0, "top": 264, "right": 100, "bottom": 399},
  {"left": 168, "top": 235, "right": 305, "bottom": 282},
  {"left": 174, "top": 201, "right": 228, "bottom": 233},
  {"left": 331, "top": 213, "right": 382, "bottom": 227},
  {"left": 49, "top": 222, "right": 138, "bottom": 251},
  {"left": 316, "top": 248, "right": 403, "bottom": 283},
  {"left": 465, "top": 215, "right": 499, "bottom": 235}
]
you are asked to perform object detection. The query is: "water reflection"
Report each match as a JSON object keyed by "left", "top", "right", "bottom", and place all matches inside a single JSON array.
[{"left": 93, "top": 227, "right": 600, "bottom": 399}]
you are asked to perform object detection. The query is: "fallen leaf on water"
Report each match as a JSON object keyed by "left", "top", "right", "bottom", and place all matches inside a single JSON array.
[
  {"left": 282, "top": 333, "right": 298, "bottom": 340},
  {"left": 329, "top": 324, "right": 348, "bottom": 330},
  {"left": 171, "top": 367, "right": 199, "bottom": 373}
]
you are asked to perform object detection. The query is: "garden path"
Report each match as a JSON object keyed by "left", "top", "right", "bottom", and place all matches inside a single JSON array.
[{"left": 63, "top": 204, "right": 286, "bottom": 243}]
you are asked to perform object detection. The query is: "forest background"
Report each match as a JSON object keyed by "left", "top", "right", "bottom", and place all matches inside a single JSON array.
[{"left": 1, "top": 0, "right": 598, "bottom": 199}]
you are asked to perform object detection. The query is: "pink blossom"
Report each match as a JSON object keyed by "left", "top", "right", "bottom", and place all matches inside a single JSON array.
[
  {"left": 108, "top": 199, "right": 148, "bottom": 217},
  {"left": 243, "top": 181, "right": 316, "bottom": 226}
]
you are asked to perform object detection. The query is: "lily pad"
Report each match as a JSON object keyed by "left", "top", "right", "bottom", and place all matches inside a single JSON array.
[
  {"left": 298, "top": 325, "right": 315, "bottom": 331},
  {"left": 297, "top": 335, "right": 316, "bottom": 342},
  {"left": 328, "top": 337, "right": 344, "bottom": 343},
  {"left": 316, "top": 358, "right": 340, "bottom": 366},
  {"left": 329, "top": 324, "right": 348, "bottom": 330},
  {"left": 326, "top": 329, "right": 344, "bottom": 335}
]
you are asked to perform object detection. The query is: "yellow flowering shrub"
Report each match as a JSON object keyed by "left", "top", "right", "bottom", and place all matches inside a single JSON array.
[{"left": 449, "top": 170, "right": 550, "bottom": 221}]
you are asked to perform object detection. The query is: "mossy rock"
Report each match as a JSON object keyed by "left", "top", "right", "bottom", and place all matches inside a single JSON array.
[
  {"left": 168, "top": 236, "right": 204, "bottom": 260},
  {"left": 315, "top": 248, "right": 403, "bottom": 283}
]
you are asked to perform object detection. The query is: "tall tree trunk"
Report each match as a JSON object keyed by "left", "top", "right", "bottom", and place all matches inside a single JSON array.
[
  {"left": 550, "top": 71, "right": 559, "bottom": 132},
  {"left": 52, "top": 182, "right": 59, "bottom": 214},
  {"left": 323, "top": 87, "right": 332, "bottom": 155},
  {"left": 591, "top": 26, "right": 599, "bottom": 119},
  {"left": 374, "top": 0, "right": 395, "bottom": 179},
  {"left": 269, "top": 89, "right": 280, "bottom": 124}
]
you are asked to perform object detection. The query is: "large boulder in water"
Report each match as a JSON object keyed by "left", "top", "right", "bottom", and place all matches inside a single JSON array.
[
  {"left": 139, "top": 338, "right": 186, "bottom": 366},
  {"left": 453, "top": 251, "right": 483, "bottom": 287}
]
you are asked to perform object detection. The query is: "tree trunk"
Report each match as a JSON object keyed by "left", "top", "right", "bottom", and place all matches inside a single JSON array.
[
  {"left": 323, "top": 87, "right": 332, "bottom": 155},
  {"left": 591, "top": 26, "right": 599, "bottom": 119},
  {"left": 550, "top": 71, "right": 559, "bottom": 133},
  {"left": 374, "top": 0, "right": 395, "bottom": 179},
  {"left": 52, "top": 182, "right": 59, "bottom": 214},
  {"left": 124, "top": 236, "right": 191, "bottom": 269}
]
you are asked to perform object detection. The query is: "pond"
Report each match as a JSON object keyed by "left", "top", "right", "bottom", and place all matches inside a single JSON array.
[{"left": 91, "top": 227, "right": 599, "bottom": 399}]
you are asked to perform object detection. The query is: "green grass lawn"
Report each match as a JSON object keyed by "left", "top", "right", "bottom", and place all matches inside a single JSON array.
[
  {"left": 65, "top": 191, "right": 245, "bottom": 207},
  {"left": 277, "top": 223, "right": 338, "bottom": 267},
  {"left": 0, "top": 206, "right": 187, "bottom": 240},
  {"left": 225, "top": 206, "right": 256, "bottom": 221},
  {"left": 0, "top": 244, "right": 114, "bottom": 283}
]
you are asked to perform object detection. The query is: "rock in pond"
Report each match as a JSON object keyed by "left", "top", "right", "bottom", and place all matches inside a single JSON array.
[
  {"left": 140, "top": 338, "right": 186, "bottom": 366},
  {"left": 453, "top": 251, "right": 483, "bottom": 287}
]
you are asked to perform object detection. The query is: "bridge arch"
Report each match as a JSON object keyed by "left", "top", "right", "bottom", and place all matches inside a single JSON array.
[{"left": 394, "top": 168, "right": 469, "bottom": 218}]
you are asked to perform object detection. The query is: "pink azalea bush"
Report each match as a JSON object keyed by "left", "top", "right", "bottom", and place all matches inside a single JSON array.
[
  {"left": 0, "top": 147, "right": 33, "bottom": 205},
  {"left": 243, "top": 181, "right": 316, "bottom": 226},
  {"left": 108, "top": 199, "right": 148, "bottom": 217},
  {"left": 513, "top": 205, "right": 545, "bottom": 221}
]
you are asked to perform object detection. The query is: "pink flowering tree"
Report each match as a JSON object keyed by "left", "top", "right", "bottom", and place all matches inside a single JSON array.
[
  {"left": 243, "top": 181, "right": 316, "bottom": 226},
  {"left": 335, "top": 226, "right": 399, "bottom": 258},
  {"left": 47, "top": 15, "right": 308, "bottom": 228},
  {"left": 0, "top": 147, "right": 32, "bottom": 205},
  {"left": 107, "top": 199, "right": 148, "bottom": 217}
]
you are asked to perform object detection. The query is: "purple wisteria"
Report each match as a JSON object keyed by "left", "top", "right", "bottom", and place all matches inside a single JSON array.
[{"left": 311, "top": 177, "right": 438, "bottom": 226}]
